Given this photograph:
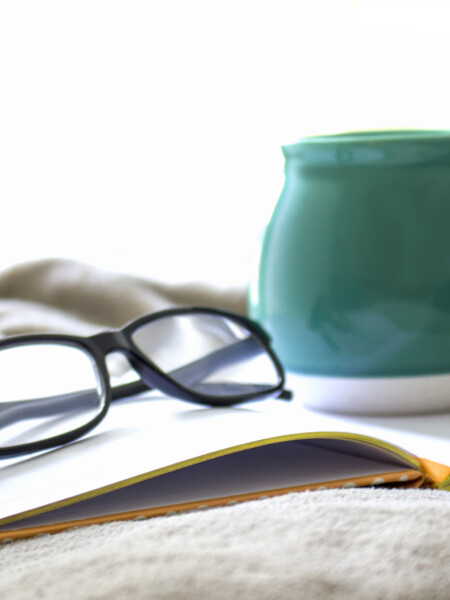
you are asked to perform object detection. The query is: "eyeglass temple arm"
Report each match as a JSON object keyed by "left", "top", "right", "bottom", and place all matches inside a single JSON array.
[
  {"left": 0, "top": 338, "right": 291, "bottom": 427},
  {"left": 115, "top": 335, "right": 291, "bottom": 401}
]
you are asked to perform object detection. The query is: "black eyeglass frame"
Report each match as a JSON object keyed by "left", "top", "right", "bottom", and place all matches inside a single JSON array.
[{"left": 0, "top": 306, "right": 289, "bottom": 458}]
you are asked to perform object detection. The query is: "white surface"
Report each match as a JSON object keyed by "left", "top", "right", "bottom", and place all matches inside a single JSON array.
[{"left": 288, "top": 373, "right": 450, "bottom": 466}]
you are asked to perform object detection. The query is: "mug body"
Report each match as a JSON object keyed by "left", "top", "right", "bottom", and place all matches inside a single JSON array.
[{"left": 250, "top": 131, "right": 450, "bottom": 413}]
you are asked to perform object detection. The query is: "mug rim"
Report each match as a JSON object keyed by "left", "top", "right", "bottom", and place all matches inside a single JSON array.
[
  {"left": 282, "top": 129, "right": 450, "bottom": 167},
  {"left": 297, "top": 129, "right": 450, "bottom": 143}
]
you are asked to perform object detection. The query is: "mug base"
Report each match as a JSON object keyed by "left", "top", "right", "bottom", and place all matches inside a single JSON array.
[{"left": 288, "top": 371, "right": 450, "bottom": 415}]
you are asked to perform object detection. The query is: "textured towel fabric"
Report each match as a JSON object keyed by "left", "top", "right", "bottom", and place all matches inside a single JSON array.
[
  {"left": 1, "top": 489, "right": 450, "bottom": 600},
  {"left": 0, "top": 258, "right": 450, "bottom": 599}
]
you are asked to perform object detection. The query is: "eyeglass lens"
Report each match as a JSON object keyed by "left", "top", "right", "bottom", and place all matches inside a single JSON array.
[
  {"left": 0, "top": 343, "right": 104, "bottom": 449},
  {"left": 131, "top": 313, "right": 281, "bottom": 397}
]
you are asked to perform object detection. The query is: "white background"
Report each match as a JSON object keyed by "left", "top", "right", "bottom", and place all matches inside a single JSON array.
[{"left": 1, "top": 0, "right": 449, "bottom": 286}]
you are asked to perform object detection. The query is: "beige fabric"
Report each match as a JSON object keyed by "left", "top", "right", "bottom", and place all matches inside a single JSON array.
[
  {"left": 0, "top": 258, "right": 449, "bottom": 599},
  {"left": 0, "top": 258, "right": 247, "bottom": 337}
]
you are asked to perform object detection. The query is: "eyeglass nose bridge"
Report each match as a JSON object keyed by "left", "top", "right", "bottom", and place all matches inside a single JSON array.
[
  {"left": 87, "top": 329, "right": 174, "bottom": 397},
  {"left": 90, "top": 329, "right": 132, "bottom": 355},
  {"left": 89, "top": 329, "right": 177, "bottom": 389}
]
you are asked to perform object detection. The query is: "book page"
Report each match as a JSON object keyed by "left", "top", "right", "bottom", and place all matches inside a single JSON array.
[
  {"left": 0, "top": 387, "right": 423, "bottom": 527},
  {"left": 0, "top": 437, "right": 417, "bottom": 531}
]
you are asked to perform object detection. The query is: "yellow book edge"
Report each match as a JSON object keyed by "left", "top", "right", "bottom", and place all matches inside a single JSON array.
[{"left": 0, "top": 430, "right": 449, "bottom": 543}]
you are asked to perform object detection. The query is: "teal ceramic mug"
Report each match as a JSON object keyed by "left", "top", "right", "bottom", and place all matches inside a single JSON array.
[{"left": 250, "top": 130, "right": 450, "bottom": 414}]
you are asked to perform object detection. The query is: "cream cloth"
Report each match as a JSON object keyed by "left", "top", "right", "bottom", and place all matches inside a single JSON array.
[
  {"left": 0, "top": 258, "right": 247, "bottom": 337},
  {"left": 1, "top": 489, "right": 450, "bottom": 600},
  {"left": 0, "top": 259, "right": 449, "bottom": 599}
]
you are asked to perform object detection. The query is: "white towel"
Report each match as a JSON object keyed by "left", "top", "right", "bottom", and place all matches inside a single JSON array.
[{"left": 1, "top": 488, "right": 449, "bottom": 600}]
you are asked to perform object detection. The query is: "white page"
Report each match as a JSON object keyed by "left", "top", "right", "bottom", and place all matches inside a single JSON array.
[
  {"left": 0, "top": 439, "right": 413, "bottom": 531},
  {"left": 1, "top": 372, "right": 449, "bottom": 525}
]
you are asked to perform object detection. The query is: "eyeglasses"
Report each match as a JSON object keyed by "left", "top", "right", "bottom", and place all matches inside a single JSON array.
[{"left": 0, "top": 306, "right": 290, "bottom": 458}]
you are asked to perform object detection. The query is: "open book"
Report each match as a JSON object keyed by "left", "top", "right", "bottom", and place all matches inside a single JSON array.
[{"left": 1, "top": 376, "right": 450, "bottom": 541}]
